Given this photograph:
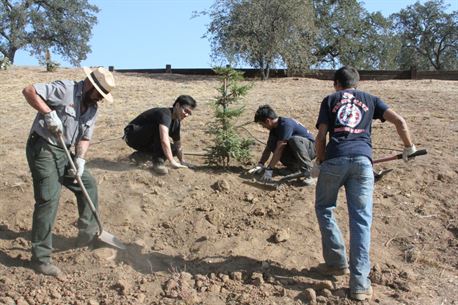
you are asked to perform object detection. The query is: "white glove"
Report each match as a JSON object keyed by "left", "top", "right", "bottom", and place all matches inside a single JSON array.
[
  {"left": 311, "top": 162, "right": 320, "bottom": 178},
  {"left": 75, "top": 157, "right": 86, "bottom": 177},
  {"left": 260, "top": 168, "right": 273, "bottom": 182},
  {"left": 44, "top": 110, "right": 63, "bottom": 134},
  {"left": 402, "top": 145, "right": 417, "bottom": 162},
  {"left": 248, "top": 163, "right": 264, "bottom": 174},
  {"left": 171, "top": 160, "right": 188, "bottom": 169}
]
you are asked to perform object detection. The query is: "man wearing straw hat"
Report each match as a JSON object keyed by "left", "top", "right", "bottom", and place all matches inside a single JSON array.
[{"left": 22, "top": 67, "right": 116, "bottom": 276}]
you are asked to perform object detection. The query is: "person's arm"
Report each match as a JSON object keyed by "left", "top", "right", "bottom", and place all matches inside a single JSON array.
[
  {"left": 267, "top": 140, "right": 287, "bottom": 168},
  {"left": 175, "top": 140, "right": 184, "bottom": 163},
  {"left": 23, "top": 85, "right": 52, "bottom": 114},
  {"left": 159, "top": 124, "right": 175, "bottom": 163},
  {"left": 258, "top": 146, "right": 272, "bottom": 165},
  {"left": 315, "top": 123, "right": 328, "bottom": 163},
  {"left": 75, "top": 139, "right": 90, "bottom": 158},
  {"left": 382, "top": 109, "right": 414, "bottom": 147}
]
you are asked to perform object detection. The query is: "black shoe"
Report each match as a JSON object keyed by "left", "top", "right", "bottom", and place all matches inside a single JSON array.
[
  {"left": 129, "top": 151, "right": 152, "bottom": 164},
  {"left": 32, "top": 262, "right": 63, "bottom": 277},
  {"left": 152, "top": 158, "right": 168, "bottom": 175}
]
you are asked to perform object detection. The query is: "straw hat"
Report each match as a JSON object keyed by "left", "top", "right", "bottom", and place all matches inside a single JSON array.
[{"left": 83, "top": 67, "right": 115, "bottom": 103}]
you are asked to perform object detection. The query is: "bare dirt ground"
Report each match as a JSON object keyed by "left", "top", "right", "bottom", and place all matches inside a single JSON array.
[{"left": 0, "top": 67, "right": 457, "bottom": 305}]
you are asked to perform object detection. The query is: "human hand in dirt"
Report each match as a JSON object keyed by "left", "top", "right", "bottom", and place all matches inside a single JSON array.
[
  {"left": 171, "top": 160, "right": 188, "bottom": 169},
  {"left": 248, "top": 163, "right": 264, "bottom": 174},
  {"left": 260, "top": 168, "right": 273, "bottom": 182},
  {"left": 44, "top": 110, "right": 63, "bottom": 134},
  {"left": 402, "top": 144, "right": 417, "bottom": 162}
]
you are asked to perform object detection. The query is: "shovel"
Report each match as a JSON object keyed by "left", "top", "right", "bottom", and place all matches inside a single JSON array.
[{"left": 58, "top": 134, "right": 126, "bottom": 250}]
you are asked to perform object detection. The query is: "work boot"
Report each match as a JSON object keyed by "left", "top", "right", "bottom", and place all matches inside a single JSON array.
[
  {"left": 152, "top": 158, "right": 168, "bottom": 175},
  {"left": 313, "top": 263, "right": 350, "bottom": 276},
  {"left": 351, "top": 286, "right": 373, "bottom": 301},
  {"left": 75, "top": 232, "right": 97, "bottom": 248},
  {"left": 32, "top": 262, "right": 63, "bottom": 277}
]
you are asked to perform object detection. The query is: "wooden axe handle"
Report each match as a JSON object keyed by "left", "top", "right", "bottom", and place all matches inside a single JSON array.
[{"left": 373, "top": 149, "right": 427, "bottom": 164}]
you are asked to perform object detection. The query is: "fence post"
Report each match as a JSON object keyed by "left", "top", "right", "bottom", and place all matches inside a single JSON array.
[
  {"left": 166, "top": 64, "right": 172, "bottom": 73},
  {"left": 410, "top": 66, "right": 417, "bottom": 79},
  {"left": 108, "top": 66, "right": 114, "bottom": 72}
]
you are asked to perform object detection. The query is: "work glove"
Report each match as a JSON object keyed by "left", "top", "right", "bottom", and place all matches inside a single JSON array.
[
  {"left": 74, "top": 157, "right": 86, "bottom": 177},
  {"left": 310, "top": 161, "right": 320, "bottom": 178},
  {"left": 402, "top": 144, "right": 417, "bottom": 162},
  {"left": 260, "top": 168, "right": 273, "bottom": 182},
  {"left": 171, "top": 160, "right": 188, "bottom": 169},
  {"left": 248, "top": 163, "right": 264, "bottom": 174},
  {"left": 44, "top": 110, "right": 63, "bottom": 134}
]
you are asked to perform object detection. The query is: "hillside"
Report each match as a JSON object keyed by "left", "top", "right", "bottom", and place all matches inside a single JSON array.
[{"left": 0, "top": 67, "right": 457, "bottom": 305}]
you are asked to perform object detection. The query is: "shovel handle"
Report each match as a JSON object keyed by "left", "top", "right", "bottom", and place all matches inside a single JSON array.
[
  {"left": 58, "top": 134, "right": 103, "bottom": 234},
  {"left": 373, "top": 149, "right": 427, "bottom": 164}
]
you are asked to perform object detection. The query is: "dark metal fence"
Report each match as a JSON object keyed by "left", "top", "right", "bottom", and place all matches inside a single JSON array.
[{"left": 108, "top": 65, "right": 458, "bottom": 81}]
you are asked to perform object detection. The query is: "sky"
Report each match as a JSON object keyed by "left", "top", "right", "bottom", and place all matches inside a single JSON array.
[{"left": 13, "top": 0, "right": 458, "bottom": 69}]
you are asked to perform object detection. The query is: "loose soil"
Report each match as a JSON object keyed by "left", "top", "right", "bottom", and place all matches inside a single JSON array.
[{"left": 0, "top": 67, "right": 457, "bottom": 305}]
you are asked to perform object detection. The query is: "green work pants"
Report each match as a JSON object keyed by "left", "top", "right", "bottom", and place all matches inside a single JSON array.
[{"left": 26, "top": 133, "right": 99, "bottom": 264}]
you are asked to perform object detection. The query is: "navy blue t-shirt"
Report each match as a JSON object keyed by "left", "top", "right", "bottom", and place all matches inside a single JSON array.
[
  {"left": 316, "top": 89, "right": 389, "bottom": 161},
  {"left": 267, "top": 117, "right": 315, "bottom": 151}
]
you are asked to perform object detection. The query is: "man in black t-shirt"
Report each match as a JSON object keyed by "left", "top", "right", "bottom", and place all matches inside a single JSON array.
[
  {"left": 123, "top": 95, "right": 197, "bottom": 175},
  {"left": 249, "top": 104, "right": 316, "bottom": 185}
]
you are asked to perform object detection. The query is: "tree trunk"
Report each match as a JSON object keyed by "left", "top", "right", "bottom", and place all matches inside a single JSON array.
[{"left": 7, "top": 48, "right": 16, "bottom": 64}]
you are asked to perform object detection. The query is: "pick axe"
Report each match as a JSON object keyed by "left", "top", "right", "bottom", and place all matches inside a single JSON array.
[{"left": 373, "top": 149, "right": 427, "bottom": 181}]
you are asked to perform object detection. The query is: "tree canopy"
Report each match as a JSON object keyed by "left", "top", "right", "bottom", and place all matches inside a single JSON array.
[
  {"left": 0, "top": 0, "right": 99, "bottom": 65},
  {"left": 202, "top": 0, "right": 457, "bottom": 74},
  {"left": 202, "top": 0, "right": 315, "bottom": 79},
  {"left": 392, "top": 0, "right": 458, "bottom": 70},
  {"left": 312, "top": 0, "right": 400, "bottom": 70}
]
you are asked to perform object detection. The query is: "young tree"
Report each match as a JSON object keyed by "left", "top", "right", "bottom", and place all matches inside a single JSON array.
[
  {"left": 206, "top": 67, "right": 253, "bottom": 167},
  {"left": 392, "top": 0, "right": 458, "bottom": 70},
  {"left": 0, "top": 0, "right": 99, "bottom": 65},
  {"left": 201, "top": 0, "right": 315, "bottom": 80}
]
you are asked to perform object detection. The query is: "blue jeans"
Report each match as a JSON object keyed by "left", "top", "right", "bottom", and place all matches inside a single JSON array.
[{"left": 315, "top": 156, "right": 374, "bottom": 293}]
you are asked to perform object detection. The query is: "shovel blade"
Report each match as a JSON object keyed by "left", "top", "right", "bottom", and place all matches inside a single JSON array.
[{"left": 97, "top": 230, "right": 127, "bottom": 250}]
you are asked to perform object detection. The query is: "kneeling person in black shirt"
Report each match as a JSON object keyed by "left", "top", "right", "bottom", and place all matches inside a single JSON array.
[{"left": 124, "top": 95, "right": 197, "bottom": 175}]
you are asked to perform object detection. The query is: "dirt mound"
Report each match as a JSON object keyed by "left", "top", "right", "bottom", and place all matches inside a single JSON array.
[{"left": 0, "top": 68, "right": 457, "bottom": 304}]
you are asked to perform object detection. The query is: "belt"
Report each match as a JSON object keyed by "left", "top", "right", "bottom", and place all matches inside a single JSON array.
[{"left": 30, "top": 131, "right": 71, "bottom": 149}]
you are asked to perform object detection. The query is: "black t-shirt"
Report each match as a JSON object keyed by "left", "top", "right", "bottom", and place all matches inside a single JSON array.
[
  {"left": 267, "top": 117, "right": 315, "bottom": 151},
  {"left": 316, "top": 89, "right": 389, "bottom": 161},
  {"left": 129, "top": 107, "right": 180, "bottom": 142}
]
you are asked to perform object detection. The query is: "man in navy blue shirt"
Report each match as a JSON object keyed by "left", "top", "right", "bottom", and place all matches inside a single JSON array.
[
  {"left": 314, "top": 66, "right": 416, "bottom": 301},
  {"left": 249, "top": 104, "right": 316, "bottom": 185}
]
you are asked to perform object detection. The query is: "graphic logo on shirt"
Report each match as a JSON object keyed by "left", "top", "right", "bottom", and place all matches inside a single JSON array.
[
  {"left": 333, "top": 92, "right": 367, "bottom": 134},
  {"left": 337, "top": 102, "right": 361, "bottom": 128}
]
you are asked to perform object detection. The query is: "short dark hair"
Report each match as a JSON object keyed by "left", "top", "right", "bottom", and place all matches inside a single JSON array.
[
  {"left": 334, "top": 66, "right": 360, "bottom": 89},
  {"left": 173, "top": 95, "right": 197, "bottom": 109},
  {"left": 254, "top": 104, "right": 277, "bottom": 123}
]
